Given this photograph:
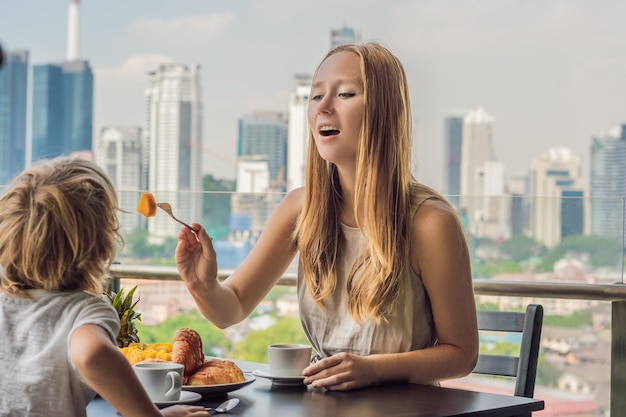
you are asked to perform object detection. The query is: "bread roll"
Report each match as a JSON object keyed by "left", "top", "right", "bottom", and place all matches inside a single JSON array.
[
  {"left": 172, "top": 328, "right": 205, "bottom": 382},
  {"left": 187, "top": 359, "right": 245, "bottom": 385}
]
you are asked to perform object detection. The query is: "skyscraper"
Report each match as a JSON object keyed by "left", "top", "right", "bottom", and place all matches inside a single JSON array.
[
  {"left": 143, "top": 63, "right": 203, "bottom": 241},
  {"left": 330, "top": 25, "right": 360, "bottom": 48},
  {"left": 237, "top": 111, "right": 288, "bottom": 191},
  {"left": 530, "top": 147, "right": 587, "bottom": 248},
  {"left": 287, "top": 74, "right": 312, "bottom": 191},
  {"left": 95, "top": 125, "right": 143, "bottom": 234},
  {"left": 459, "top": 106, "right": 496, "bottom": 235},
  {"left": 0, "top": 49, "right": 28, "bottom": 185},
  {"left": 31, "top": 0, "right": 94, "bottom": 163},
  {"left": 590, "top": 124, "right": 626, "bottom": 244},
  {"left": 444, "top": 113, "right": 464, "bottom": 207}
]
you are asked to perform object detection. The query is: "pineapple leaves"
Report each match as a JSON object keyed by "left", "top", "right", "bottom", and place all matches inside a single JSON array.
[{"left": 102, "top": 285, "right": 142, "bottom": 348}]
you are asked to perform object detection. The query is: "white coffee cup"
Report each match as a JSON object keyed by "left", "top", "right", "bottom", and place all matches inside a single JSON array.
[
  {"left": 268, "top": 344, "right": 312, "bottom": 377},
  {"left": 133, "top": 361, "right": 184, "bottom": 402}
]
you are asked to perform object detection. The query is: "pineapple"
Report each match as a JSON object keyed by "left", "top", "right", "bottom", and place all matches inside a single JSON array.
[{"left": 103, "top": 286, "right": 142, "bottom": 348}]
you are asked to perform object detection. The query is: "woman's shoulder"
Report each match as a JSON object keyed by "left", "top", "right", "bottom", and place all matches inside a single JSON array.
[{"left": 410, "top": 184, "right": 461, "bottom": 235}]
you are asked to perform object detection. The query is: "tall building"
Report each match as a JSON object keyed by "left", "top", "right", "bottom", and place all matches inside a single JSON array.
[
  {"left": 330, "top": 25, "right": 360, "bottom": 48},
  {"left": 143, "top": 63, "right": 203, "bottom": 241},
  {"left": 286, "top": 74, "right": 312, "bottom": 191},
  {"left": 590, "top": 124, "right": 626, "bottom": 245},
  {"left": 0, "top": 49, "right": 28, "bottom": 185},
  {"left": 31, "top": 0, "right": 94, "bottom": 163},
  {"left": 95, "top": 125, "right": 143, "bottom": 234},
  {"left": 530, "top": 147, "right": 588, "bottom": 248},
  {"left": 443, "top": 113, "right": 464, "bottom": 207},
  {"left": 237, "top": 111, "right": 288, "bottom": 191},
  {"left": 459, "top": 106, "right": 496, "bottom": 235}
]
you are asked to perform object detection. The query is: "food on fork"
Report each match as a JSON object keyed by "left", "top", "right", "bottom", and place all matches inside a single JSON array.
[
  {"left": 136, "top": 192, "right": 157, "bottom": 217},
  {"left": 187, "top": 359, "right": 245, "bottom": 385},
  {"left": 172, "top": 327, "right": 205, "bottom": 383}
]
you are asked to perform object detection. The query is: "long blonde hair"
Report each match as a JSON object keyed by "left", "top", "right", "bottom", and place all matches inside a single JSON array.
[
  {"left": 296, "top": 42, "right": 427, "bottom": 322},
  {"left": 0, "top": 157, "right": 123, "bottom": 296}
]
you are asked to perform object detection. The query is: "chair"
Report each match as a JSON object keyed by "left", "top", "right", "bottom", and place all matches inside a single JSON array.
[{"left": 473, "top": 304, "right": 544, "bottom": 400}]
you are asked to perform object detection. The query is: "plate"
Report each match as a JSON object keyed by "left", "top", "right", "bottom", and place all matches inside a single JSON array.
[
  {"left": 183, "top": 373, "right": 256, "bottom": 396},
  {"left": 252, "top": 369, "right": 306, "bottom": 386},
  {"left": 154, "top": 390, "right": 202, "bottom": 406}
]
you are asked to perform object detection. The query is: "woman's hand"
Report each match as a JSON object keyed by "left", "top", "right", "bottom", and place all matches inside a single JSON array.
[
  {"left": 175, "top": 224, "right": 217, "bottom": 295},
  {"left": 161, "top": 405, "right": 209, "bottom": 417},
  {"left": 302, "top": 352, "right": 374, "bottom": 391}
]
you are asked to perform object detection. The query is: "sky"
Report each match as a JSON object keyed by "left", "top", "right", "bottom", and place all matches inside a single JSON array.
[{"left": 2, "top": 0, "right": 626, "bottom": 192}]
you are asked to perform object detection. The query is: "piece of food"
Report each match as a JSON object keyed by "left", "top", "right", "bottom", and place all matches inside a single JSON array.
[
  {"left": 119, "top": 342, "right": 173, "bottom": 365},
  {"left": 172, "top": 328, "right": 205, "bottom": 383},
  {"left": 187, "top": 359, "right": 245, "bottom": 385},
  {"left": 136, "top": 192, "right": 157, "bottom": 217}
]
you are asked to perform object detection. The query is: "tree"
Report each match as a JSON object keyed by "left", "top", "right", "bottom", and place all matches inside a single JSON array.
[
  {"left": 539, "top": 235, "right": 622, "bottom": 271},
  {"left": 501, "top": 235, "right": 546, "bottom": 263},
  {"left": 232, "top": 317, "right": 309, "bottom": 362}
]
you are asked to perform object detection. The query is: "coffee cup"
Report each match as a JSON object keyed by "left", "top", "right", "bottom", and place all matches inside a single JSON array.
[
  {"left": 133, "top": 361, "right": 184, "bottom": 402},
  {"left": 268, "top": 344, "right": 312, "bottom": 377}
]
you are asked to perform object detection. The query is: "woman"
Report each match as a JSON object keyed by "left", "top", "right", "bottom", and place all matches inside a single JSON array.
[{"left": 176, "top": 42, "right": 478, "bottom": 391}]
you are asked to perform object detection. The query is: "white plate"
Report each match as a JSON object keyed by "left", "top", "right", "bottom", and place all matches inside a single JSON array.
[
  {"left": 252, "top": 369, "right": 306, "bottom": 386},
  {"left": 154, "top": 390, "right": 202, "bottom": 406},
  {"left": 183, "top": 373, "right": 256, "bottom": 396}
]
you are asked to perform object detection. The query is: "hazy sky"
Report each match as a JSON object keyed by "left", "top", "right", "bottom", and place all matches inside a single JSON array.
[{"left": 2, "top": 0, "right": 625, "bottom": 192}]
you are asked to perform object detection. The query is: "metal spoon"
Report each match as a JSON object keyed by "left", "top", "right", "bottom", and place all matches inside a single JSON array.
[
  {"left": 157, "top": 202, "right": 199, "bottom": 233},
  {"left": 205, "top": 398, "right": 239, "bottom": 414}
]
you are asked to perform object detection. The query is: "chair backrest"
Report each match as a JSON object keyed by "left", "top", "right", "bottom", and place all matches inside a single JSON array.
[{"left": 473, "top": 304, "right": 543, "bottom": 398}]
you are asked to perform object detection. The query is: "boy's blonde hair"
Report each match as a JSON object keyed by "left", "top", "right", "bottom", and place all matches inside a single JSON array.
[{"left": 0, "top": 157, "right": 123, "bottom": 296}]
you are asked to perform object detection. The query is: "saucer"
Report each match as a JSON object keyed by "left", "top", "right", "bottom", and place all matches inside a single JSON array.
[
  {"left": 154, "top": 390, "right": 202, "bottom": 406},
  {"left": 252, "top": 369, "right": 306, "bottom": 386}
]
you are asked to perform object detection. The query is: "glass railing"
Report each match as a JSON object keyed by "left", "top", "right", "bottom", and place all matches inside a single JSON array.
[{"left": 3, "top": 186, "right": 625, "bottom": 416}]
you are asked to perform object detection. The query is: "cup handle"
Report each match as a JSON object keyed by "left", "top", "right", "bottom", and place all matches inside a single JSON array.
[{"left": 164, "top": 371, "right": 182, "bottom": 397}]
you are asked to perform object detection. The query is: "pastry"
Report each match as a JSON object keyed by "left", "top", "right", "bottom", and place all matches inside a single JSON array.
[
  {"left": 187, "top": 359, "right": 245, "bottom": 385},
  {"left": 172, "top": 328, "right": 205, "bottom": 382}
]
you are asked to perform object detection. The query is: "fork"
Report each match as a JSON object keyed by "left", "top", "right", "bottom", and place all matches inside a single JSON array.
[{"left": 157, "top": 202, "right": 200, "bottom": 233}]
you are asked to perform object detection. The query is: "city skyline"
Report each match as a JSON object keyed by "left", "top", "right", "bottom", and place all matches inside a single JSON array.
[{"left": 1, "top": 1, "right": 625, "bottom": 192}]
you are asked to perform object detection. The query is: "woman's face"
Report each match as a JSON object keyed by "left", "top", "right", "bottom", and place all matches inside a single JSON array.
[{"left": 307, "top": 51, "right": 364, "bottom": 167}]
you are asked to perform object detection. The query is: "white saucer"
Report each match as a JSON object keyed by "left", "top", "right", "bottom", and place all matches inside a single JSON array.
[
  {"left": 252, "top": 369, "right": 306, "bottom": 386},
  {"left": 154, "top": 390, "right": 202, "bottom": 406}
]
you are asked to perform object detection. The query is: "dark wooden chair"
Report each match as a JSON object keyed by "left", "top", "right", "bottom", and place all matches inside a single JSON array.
[{"left": 473, "top": 303, "right": 544, "bottom": 405}]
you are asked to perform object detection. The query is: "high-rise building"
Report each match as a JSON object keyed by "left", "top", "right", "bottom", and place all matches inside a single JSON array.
[
  {"left": 31, "top": 0, "right": 94, "bottom": 163},
  {"left": 143, "top": 63, "right": 203, "bottom": 241},
  {"left": 287, "top": 74, "right": 312, "bottom": 191},
  {"left": 31, "top": 61, "right": 94, "bottom": 162},
  {"left": 459, "top": 106, "right": 496, "bottom": 235},
  {"left": 0, "top": 49, "right": 28, "bottom": 185},
  {"left": 330, "top": 25, "right": 360, "bottom": 48},
  {"left": 237, "top": 111, "right": 288, "bottom": 191},
  {"left": 590, "top": 124, "right": 626, "bottom": 245},
  {"left": 530, "top": 147, "right": 588, "bottom": 248},
  {"left": 444, "top": 113, "right": 464, "bottom": 207},
  {"left": 95, "top": 125, "right": 143, "bottom": 234}
]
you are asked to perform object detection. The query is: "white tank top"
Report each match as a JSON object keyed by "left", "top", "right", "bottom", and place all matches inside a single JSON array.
[{"left": 298, "top": 196, "right": 437, "bottom": 358}]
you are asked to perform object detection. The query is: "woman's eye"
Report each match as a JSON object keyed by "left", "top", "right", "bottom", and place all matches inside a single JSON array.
[
  {"left": 311, "top": 94, "right": 322, "bottom": 101},
  {"left": 339, "top": 92, "right": 355, "bottom": 98}
]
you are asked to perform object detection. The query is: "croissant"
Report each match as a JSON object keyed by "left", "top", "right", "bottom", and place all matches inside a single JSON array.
[
  {"left": 172, "top": 328, "right": 205, "bottom": 382},
  {"left": 187, "top": 359, "right": 245, "bottom": 385}
]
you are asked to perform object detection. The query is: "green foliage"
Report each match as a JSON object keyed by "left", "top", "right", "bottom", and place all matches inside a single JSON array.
[
  {"left": 122, "top": 228, "right": 177, "bottom": 263},
  {"left": 543, "top": 310, "right": 592, "bottom": 328},
  {"left": 102, "top": 286, "right": 142, "bottom": 348},
  {"left": 500, "top": 235, "right": 547, "bottom": 263},
  {"left": 472, "top": 259, "right": 523, "bottom": 278},
  {"left": 136, "top": 309, "right": 232, "bottom": 356},
  {"left": 538, "top": 234, "right": 622, "bottom": 271},
  {"left": 232, "top": 317, "right": 309, "bottom": 362}
]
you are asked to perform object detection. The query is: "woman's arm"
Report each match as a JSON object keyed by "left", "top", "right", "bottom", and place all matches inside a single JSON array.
[
  {"left": 70, "top": 324, "right": 208, "bottom": 417},
  {"left": 176, "top": 188, "right": 303, "bottom": 328},
  {"left": 303, "top": 199, "right": 478, "bottom": 390}
]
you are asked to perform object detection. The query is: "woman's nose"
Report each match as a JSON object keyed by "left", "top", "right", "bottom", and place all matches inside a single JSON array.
[{"left": 318, "top": 96, "right": 333, "bottom": 114}]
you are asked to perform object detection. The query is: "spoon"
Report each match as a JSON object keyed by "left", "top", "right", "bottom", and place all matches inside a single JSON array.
[
  {"left": 157, "top": 202, "right": 199, "bottom": 233},
  {"left": 205, "top": 398, "right": 239, "bottom": 414}
]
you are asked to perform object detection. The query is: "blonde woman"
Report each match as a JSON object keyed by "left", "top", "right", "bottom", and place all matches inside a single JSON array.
[
  {"left": 0, "top": 157, "right": 208, "bottom": 417},
  {"left": 176, "top": 42, "right": 478, "bottom": 391}
]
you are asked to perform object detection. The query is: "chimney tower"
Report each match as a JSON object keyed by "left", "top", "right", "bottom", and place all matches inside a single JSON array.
[{"left": 66, "top": 0, "right": 80, "bottom": 61}]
